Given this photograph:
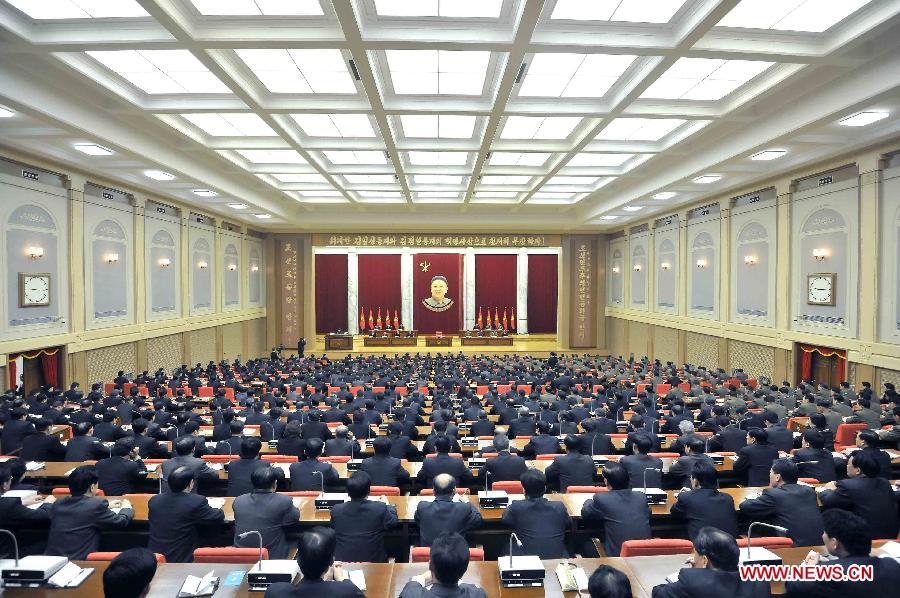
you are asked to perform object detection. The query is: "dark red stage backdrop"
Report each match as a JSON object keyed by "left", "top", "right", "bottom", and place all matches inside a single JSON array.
[
  {"left": 358, "top": 254, "right": 402, "bottom": 327},
  {"left": 528, "top": 254, "right": 558, "bottom": 333},
  {"left": 413, "top": 253, "right": 462, "bottom": 333},
  {"left": 475, "top": 254, "right": 517, "bottom": 324},
  {"left": 315, "top": 254, "right": 348, "bottom": 333}
]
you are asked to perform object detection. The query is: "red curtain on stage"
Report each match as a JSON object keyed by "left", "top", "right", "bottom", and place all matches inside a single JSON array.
[
  {"left": 475, "top": 255, "right": 517, "bottom": 325},
  {"left": 315, "top": 254, "right": 348, "bottom": 333},
  {"left": 40, "top": 352, "right": 58, "bottom": 388},
  {"left": 413, "top": 253, "right": 462, "bottom": 333},
  {"left": 358, "top": 254, "right": 402, "bottom": 327},
  {"left": 527, "top": 254, "right": 558, "bottom": 333}
]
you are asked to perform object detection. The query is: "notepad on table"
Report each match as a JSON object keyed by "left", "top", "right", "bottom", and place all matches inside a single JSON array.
[
  {"left": 348, "top": 569, "right": 366, "bottom": 591},
  {"left": 47, "top": 562, "right": 94, "bottom": 588},
  {"left": 178, "top": 570, "right": 219, "bottom": 597}
]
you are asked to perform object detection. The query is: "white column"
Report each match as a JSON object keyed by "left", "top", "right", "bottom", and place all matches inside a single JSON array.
[
  {"left": 463, "top": 249, "right": 476, "bottom": 329},
  {"left": 401, "top": 250, "right": 414, "bottom": 329},
  {"left": 517, "top": 250, "right": 528, "bottom": 334},
  {"left": 347, "top": 250, "right": 359, "bottom": 334}
]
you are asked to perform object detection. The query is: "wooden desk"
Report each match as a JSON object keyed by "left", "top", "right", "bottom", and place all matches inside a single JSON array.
[
  {"left": 363, "top": 336, "right": 418, "bottom": 347},
  {"left": 425, "top": 336, "right": 453, "bottom": 347},
  {"left": 325, "top": 334, "right": 354, "bottom": 350},
  {"left": 460, "top": 337, "right": 514, "bottom": 346}
]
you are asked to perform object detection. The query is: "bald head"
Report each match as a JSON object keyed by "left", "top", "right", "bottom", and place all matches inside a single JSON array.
[{"left": 433, "top": 473, "right": 456, "bottom": 497}]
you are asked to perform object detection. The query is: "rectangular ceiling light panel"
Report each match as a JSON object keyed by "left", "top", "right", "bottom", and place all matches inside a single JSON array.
[
  {"left": 291, "top": 114, "right": 376, "bottom": 137},
  {"left": 550, "top": 0, "right": 686, "bottom": 23},
  {"left": 8, "top": 0, "right": 149, "bottom": 19},
  {"left": 500, "top": 116, "right": 582, "bottom": 139},
  {"left": 190, "top": 0, "right": 324, "bottom": 15},
  {"left": 641, "top": 58, "right": 774, "bottom": 101},
  {"left": 374, "top": 0, "right": 504, "bottom": 18},
  {"left": 519, "top": 53, "right": 636, "bottom": 98},
  {"left": 399, "top": 115, "right": 477, "bottom": 138},
  {"left": 595, "top": 117, "right": 685, "bottom": 141},
  {"left": 182, "top": 113, "right": 277, "bottom": 136},
  {"left": 87, "top": 50, "right": 230, "bottom": 94},
  {"left": 717, "top": 0, "right": 872, "bottom": 32},
  {"left": 236, "top": 49, "right": 356, "bottom": 94},
  {"left": 385, "top": 50, "right": 492, "bottom": 95}
]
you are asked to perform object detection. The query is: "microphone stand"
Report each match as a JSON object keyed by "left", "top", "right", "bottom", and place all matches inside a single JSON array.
[
  {"left": 313, "top": 470, "right": 324, "bottom": 496},
  {"left": 508, "top": 531, "right": 523, "bottom": 564},
  {"left": 746, "top": 522, "right": 788, "bottom": 559},
  {"left": 238, "top": 530, "right": 264, "bottom": 571},
  {"left": 484, "top": 469, "right": 492, "bottom": 493},
  {"left": 0, "top": 529, "right": 19, "bottom": 566}
]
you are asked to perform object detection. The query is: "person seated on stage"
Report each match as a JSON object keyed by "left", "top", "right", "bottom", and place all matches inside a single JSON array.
[
  {"left": 588, "top": 565, "right": 633, "bottom": 598},
  {"left": 397, "top": 532, "right": 488, "bottom": 598},
  {"left": 785, "top": 508, "right": 900, "bottom": 597},
  {"left": 369, "top": 329, "right": 377, "bottom": 338},
  {"left": 102, "top": 548, "right": 159, "bottom": 598},
  {"left": 264, "top": 527, "right": 364, "bottom": 598},
  {"left": 651, "top": 527, "right": 771, "bottom": 598},
  {"left": 414, "top": 474, "right": 482, "bottom": 547}
]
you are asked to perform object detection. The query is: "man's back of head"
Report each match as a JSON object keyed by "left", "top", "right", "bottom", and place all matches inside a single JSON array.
[{"left": 103, "top": 548, "right": 158, "bottom": 598}]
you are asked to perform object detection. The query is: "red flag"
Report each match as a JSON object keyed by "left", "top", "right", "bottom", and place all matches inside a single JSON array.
[
  {"left": 476, "top": 306, "right": 483, "bottom": 330},
  {"left": 510, "top": 307, "right": 516, "bottom": 331},
  {"left": 359, "top": 307, "right": 366, "bottom": 331},
  {"left": 368, "top": 308, "right": 374, "bottom": 330},
  {"left": 502, "top": 307, "right": 508, "bottom": 331},
  {"left": 493, "top": 307, "right": 500, "bottom": 329},
  {"left": 377, "top": 307, "right": 383, "bottom": 329},
  {"left": 393, "top": 309, "right": 399, "bottom": 329}
]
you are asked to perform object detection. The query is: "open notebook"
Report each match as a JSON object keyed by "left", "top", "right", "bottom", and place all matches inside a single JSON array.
[{"left": 178, "top": 571, "right": 218, "bottom": 597}]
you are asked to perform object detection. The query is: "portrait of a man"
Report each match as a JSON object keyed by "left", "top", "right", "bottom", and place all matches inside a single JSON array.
[{"left": 422, "top": 275, "right": 454, "bottom": 312}]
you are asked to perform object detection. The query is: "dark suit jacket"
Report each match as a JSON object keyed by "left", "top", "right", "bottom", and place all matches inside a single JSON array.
[
  {"left": 417, "top": 454, "right": 472, "bottom": 488},
  {"left": 483, "top": 452, "right": 527, "bottom": 485},
  {"left": 791, "top": 447, "right": 836, "bottom": 483},
  {"left": 652, "top": 567, "right": 771, "bottom": 598},
  {"left": 388, "top": 435, "right": 419, "bottom": 460},
  {"left": 325, "top": 437, "right": 360, "bottom": 457},
  {"left": 161, "top": 455, "right": 220, "bottom": 493},
  {"left": 579, "top": 432, "right": 614, "bottom": 455},
  {"left": 581, "top": 488, "right": 652, "bottom": 556},
  {"left": 765, "top": 424, "right": 794, "bottom": 453},
  {"left": 64, "top": 435, "right": 102, "bottom": 461},
  {"left": 45, "top": 495, "right": 133, "bottom": 559},
  {"left": 818, "top": 476, "right": 899, "bottom": 540},
  {"left": 288, "top": 460, "right": 339, "bottom": 491},
  {"left": 277, "top": 436, "right": 306, "bottom": 458},
  {"left": 0, "top": 419, "right": 34, "bottom": 454},
  {"left": 330, "top": 498, "right": 399, "bottom": 562},
  {"left": 470, "top": 419, "right": 496, "bottom": 437},
  {"left": 355, "top": 454, "right": 406, "bottom": 486},
  {"left": 398, "top": 581, "right": 488, "bottom": 598},
  {"left": 620, "top": 453, "right": 664, "bottom": 489},
  {"left": 545, "top": 452, "right": 596, "bottom": 491},
  {"left": 522, "top": 434, "right": 561, "bottom": 458},
  {"left": 233, "top": 490, "right": 301, "bottom": 559},
  {"left": 414, "top": 495, "right": 483, "bottom": 546},
  {"left": 148, "top": 491, "right": 225, "bottom": 562},
  {"left": 670, "top": 488, "right": 738, "bottom": 540},
  {"left": 0, "top": 495, "right": 51, "bottom": 555},
  {"left": 785, "top": 555, "right": 900, "bottom": 598},
  {"left": 20, "top": 432, "right": 67, "bottom": 461},
  {"left": 301, "top": 421, "right": 332, "bottom": 441},
  {"left": 501, "top": 496, "right": 571, "bottom": 559},
  {"left": 733, "top": 443, "right": 780, "bottom": 487},
  {"left": 739, "top": 484, "right": 825, "bottom": 546},
  {"left": 95, "top": 456, "right": 148, "bottom": 496},
  {"left": 265, "top": 579, "right": 364, "bottom": 598},
  {"left": 225, "top": 458, "right": 271, "bottom": 497},
  {"left": 711, "top": 426, "right": 747, "bottom": 452},
  {"left": 668, "top": 454, "right": 715, "bottom": 488}
]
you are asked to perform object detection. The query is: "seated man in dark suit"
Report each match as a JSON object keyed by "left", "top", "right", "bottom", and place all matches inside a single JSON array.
[
  {"left": 300, "top": 411, "right": 333, "bottom": 442},
  {"left": 422, "top": 420, "right": 462, "bottom": 455},
  {"left": 215, "top": 421, "right": 246, "bottom": 456},
  {"left": 580, "top": 462, "right": 652, "bottom": 556},
  {"left": 0, "top": 407, "right": 34, "bottom": 455},
  {"left": 853, "top": 429, "right": 893, "bottom": 478},
  {"left": 324, "top": 425, "right": 361, "bottom": 457},
  {"left": 397, "top": 532, "right": 488, "bottom": 598},
  {"left": 0, "top": 462, "right": 54, "bottom": 556},
  {"left": 289, "top": 438, "right": 339, "bottom": 491},
  {"left": 415, "top": 474, "right": 482, "bottom": 547},
  {"left": 668, "top": 438, "right": 715, "bottom": 489},
  {"left": 233, "top": 466, "right": 300, "bottom": 560},
  {"left": 545, "top": 435, "right": 597, "bottom": 492},
  {"left": 762, "top": 411, "right": 794, "bottom": 453},
  {"left": 148, "top": 465, "right": 225, "bottom": 562},
  {"left": 521, "top": 421, "right": 562, "bottom": 459},
  {"left": 739, "top": 458, "right": 824, "bottom": 546},
  {"left": 669, "top": 461, "right": 737, "bottom": 541},
  {"left": 709, "top": 421, "right": 747, "bottom": 452},
  {"left": 482, "top": 434, "right": 527, "bottom": 484},
  {"left": 128, "top": 418, "right": 169, "bottom": 459},
  {"left": 619, "top": 433, "right": 664, "bottom": 489},
  {"left": 64, "top": 421, "right": 103, "bottom": 462},
  {"left": 579, "top": 418, "right": 614, "bottom": 456},
  {"left": 95, "top": 437, "right": 148, "bottom": 496},
  {"left": 651, "top": 527, "right": 771, "bottom": 598},
  {"left": 264, "top": 527, "right": 364, "bottom": 598},
  {"left": 817, "top": 449, "right": 899, "bottom": 540},
  {"left": 45, "top": 465, "right": 134, "bottom": 559},
  {"left": 94, "top": 409, "right": 127, "bottom": 442},
  {"left": 20, "top": 418, "right": 66, "bottom": 461},
  {"left": 417, "top": 436, "right": 472, "bottom": 488},
  {"left": 785, "top": 508, "right": 900, "bottom": 598},
  {"left": 224, "top": 437, "right": 271, "bottom": 497},
  {"left": 360, "top": 435, "right": 410, "bottom": 487},
  {"left": 791, "top": 429, "right": 836, "bottom": 483},
  {"left": 469, "top": 411, "right": 496, "bottom": 437},
  {"left": 330, "top": 471, "right": 399, "bottom": 562},
  {"left": 501, "top": 469, "right": 571, "bottom": 559},
  {"left": 506, "top": 407, "right": 537, "bottom": 439},
  {"left": 733, "top": 428, "right": 779, "bottom": 487}
]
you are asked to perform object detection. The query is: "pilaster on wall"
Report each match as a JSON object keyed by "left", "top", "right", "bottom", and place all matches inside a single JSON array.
[
  {"left": 67, "top": 175, "right": 87, "bottom": 335},
  {"left": 774, "top": 183, "right": 793, "bottom": 333},
  {"left": 718, "top": 200, "right": 731, "bottom": 325},
  {"left": 677, "top": 210, "right": 689, "bottom": 318},
  {"left": 132, "top": 196, "right": 147, "bottom": 327},
  {"left": 857, "top": 153, "right": 881, "bottom": 348}
]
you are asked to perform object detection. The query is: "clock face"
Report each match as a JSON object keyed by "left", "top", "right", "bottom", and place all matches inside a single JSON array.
[
  {"left": 20, "top": 273, "right": 51, "bottom": 307},
  {"left": 807, "top": 274, "right": 835, "bottom": 305}
]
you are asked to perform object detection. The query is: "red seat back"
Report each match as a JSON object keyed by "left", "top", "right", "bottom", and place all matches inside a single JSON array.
[
  {"left": 87, "top": 552, "right": 166, "bottom": 563},
  {"left": 411, "top": 547, "right": 484, "bottom": 563},
  {"left": 566, "top": 486, "right": 607, "bottom": 494},
  {"left": 491, "top": 481, "right": 524, "bottom": 494},
  {"left": 620, "top": 539, "right": 694, "bottom": 557},
  {"left": 736, "top": 537, "right": 793, "bottom": 550},
  {"left": 370, "top": 486, "right": 400, "bottom": 496},
  {"left": 193, "top": 547, "right": 269, "bottom": 564}
]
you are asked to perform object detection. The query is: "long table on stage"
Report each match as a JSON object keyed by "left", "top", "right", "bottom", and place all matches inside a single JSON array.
[
  {"left": 460, "top": 336, "right": 514, "bottom": 346},
  {"left": 364, "top": 335, "right": 418, "bottom": 347},
  {"left": 324, "top": 334, "right": 353, "bottom": 350}
]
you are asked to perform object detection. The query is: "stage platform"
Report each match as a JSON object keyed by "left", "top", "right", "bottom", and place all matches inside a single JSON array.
[{"left": 310, "top": 333, "right": 563, "bottom": 356}]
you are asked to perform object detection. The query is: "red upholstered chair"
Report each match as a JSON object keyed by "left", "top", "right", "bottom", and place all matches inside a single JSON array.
[
  {"left": 198, "top": 387, "right": 214, "bottom": 397},
  {"left": 477, "top": 436, "right": 494, "bottom": 440},
  {"left": 536, "top": 454, "right": 558, "bottom": 460},
  {"left": 476, "top": 386, "right": 489, "bottom": 396},
  {"left": 411, "top": 547, "right": 484, "bottom": 563},
  {"left": 798, "top": 477, "right": 820, "bottom": 485},
  {"left": 52, "top": 488, "right": 105, "bottom": 497},
  {"left": 280, "top": 491, "right": 320, "bottom": 497},
  {"left": 834, "top": 423, "right": 867, "bottom": 450},
  {"left": 566, "top": 486, "right": 607, "bottom": 494},
  {"left": 425, "top": 453, "right": 464, "bottom": 459},
  {"left": 655, "top": 384, "right": 672, "bottom": 394},
  {"left": 492, "top": 481, "right": 524, "bottom": 494},
  {"left": 202, "top": 455, "right": 238, "bottom": 464},
  {"left": 87, "top": 552, "right": 166, "bottom": 564},
  {"left": 143, "top": 459, "right": 165, "bottom": 464},
  {"left": 193, "top": 547, "right": 268, "bottom": 564},
  {"left": 261, "top": 455, "right": 298, "bottom": 463},
  {"left": 649, "top": 453, "right": 680, "bottom": 459},
  {"left": 370, "top": 486, "right": 401, "bottom": 496},
  {"left": 319, "top": 456, "right": 351, "bottom": 464},
  {"left": 619, "top": 539, "right": 694, "bottom": 557},
  {"left": 481, "top": 453, "right": 498, "bottom": 458},
  {"left": 737, "top": 537, "right": 793, "bottom": 550},
  {"left": 419, "top": 488, "right": 470, "bottom": 496}
]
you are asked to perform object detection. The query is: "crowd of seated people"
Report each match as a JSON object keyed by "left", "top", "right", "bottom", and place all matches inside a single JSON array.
[{"left": 1, "top": 352, "right": 899, "bottom": 596}]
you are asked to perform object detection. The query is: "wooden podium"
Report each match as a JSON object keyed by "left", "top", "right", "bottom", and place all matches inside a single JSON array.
[{"left": 324, "top": 334, "right": 353, "bottom": 350}]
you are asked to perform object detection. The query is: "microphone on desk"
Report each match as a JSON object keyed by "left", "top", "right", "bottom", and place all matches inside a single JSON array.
[
  {"left": 643, "top": 467, "right": 662, "bottom": 493},
  {"left": 746, "top": 522, "right": 788, "bottom": 558},
  {"left": 484, "top": 469, "right": 492, "bottom": 493},
  {"left": 238, "top": 530, "right": 264, "bottom": 571},
  {"left": 313, "top": 470, "right": 324, "bottom": 495},
  {"left": 508, "top": 531, "right": 523, "bottom": 564},
  {"left": 0, "top": 529, "right": 20, "bottom": 566}
]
